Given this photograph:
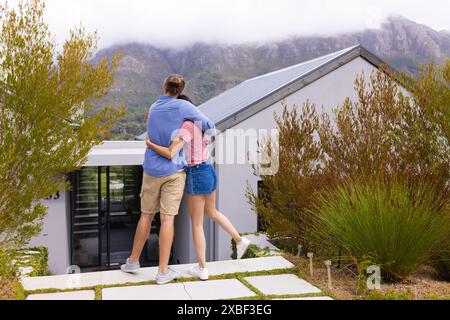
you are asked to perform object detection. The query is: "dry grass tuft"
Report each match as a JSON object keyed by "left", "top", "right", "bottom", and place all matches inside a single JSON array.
[
  {"left": 285, "top": 253, "right": 450, "bottom": 300},
  {"left": 0, "top": 278, "right": 20, "bottom": 300}
]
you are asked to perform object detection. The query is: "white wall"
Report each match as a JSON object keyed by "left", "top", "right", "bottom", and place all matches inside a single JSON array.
[
  {"left": 213, "top": 57, "right": 379, "bottom": 261},
  {"left": 173, "top": 196, "right": 195, "bottom": 264},
  {"left": 86, "top": 141, "right": 146, "bottom": 167},
  {"left": 29, "top": 191, "right": 71, "bottom": 275}
]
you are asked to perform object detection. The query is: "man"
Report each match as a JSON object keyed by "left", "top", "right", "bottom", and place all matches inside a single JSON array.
[{"left": 121, "top": 75, "right": 215, "bottom": 285}]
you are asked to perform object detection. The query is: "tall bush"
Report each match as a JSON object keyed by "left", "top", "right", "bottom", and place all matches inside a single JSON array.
[
  {"left": 246, "top": 101, "right": 333, "bottom": 250},
  {"left": 247, "top": 61, "right": 450, "bottom": 276},
  {"left": 310, "top": 179, "right": 449, "bottom": 281}
]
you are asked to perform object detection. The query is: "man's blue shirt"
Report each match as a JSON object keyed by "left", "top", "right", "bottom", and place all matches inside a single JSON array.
[{"left": 143, "top": 96, "right": 215, "bottom": 177}]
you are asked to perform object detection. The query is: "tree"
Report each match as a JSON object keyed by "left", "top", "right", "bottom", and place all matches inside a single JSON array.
[
  {"left": 318, "top": 64, "right": 449, "bottom": 193},
  {"left": 0, "top": 0, "right": 124, "bottom": 252}
]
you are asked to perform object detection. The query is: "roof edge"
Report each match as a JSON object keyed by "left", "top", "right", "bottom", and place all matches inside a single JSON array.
[{"left": 214, "top": 45, "right": 392, "bottom": 131}]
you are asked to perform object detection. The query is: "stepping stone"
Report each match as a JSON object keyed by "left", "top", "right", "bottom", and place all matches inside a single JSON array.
[
  {"left": 244, "top": 274, "right": 321, "bottom": 296},
  {"left": 22, "top": 270, "right": 123, "bottom": 291},
  {"left": 102, "top": 283, "right": 190, "bottom": 300},
  {"left": 207, "top": 256, "right": 293, "bottom": 277},
  {"left": 27, "top": 290, "right": 95, "bottom": 300},
  {"left": 22, "top": 256, "right": 294, "bottom": 291},
  {"left": 184, "top": 279, "right": 256, "bottom": 300},
  {"left": 102, "top": 279, "right": 256, "bottom": 300}
]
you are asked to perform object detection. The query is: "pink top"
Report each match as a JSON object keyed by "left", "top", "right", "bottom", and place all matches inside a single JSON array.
[{"left": 177, "top": 121, "right": 209, "bottom": 167}]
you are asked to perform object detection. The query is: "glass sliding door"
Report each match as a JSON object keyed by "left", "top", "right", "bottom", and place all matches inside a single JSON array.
[
  {"left": 71, "top": 167, "right": 101, "bottom": 268},
  {"left": 71, "top": 166, "right": 159, "bottom": 271},
  {"left": 101, "top": 166, "right": 145, "bottom": 267}
]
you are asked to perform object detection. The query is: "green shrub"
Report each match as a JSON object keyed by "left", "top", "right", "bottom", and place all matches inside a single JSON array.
[
  {"left": 247, "top": 63, "right": 450, "bottom": 258},
  {"left": 1, "top": 246, "right": 49, "bottom": 280},
  {"left": 16, "top": 247, "right": 49, "bottom": 277},
  {"left": 311, "top": 179, "right": 449, "bottom": 282},
  {"left": 246, "top": 102, "right": 334, "bottom": 253},
  {"left": 0, "top": 249, "right": 17, "bottom": 279},
  {"left": 0, "top": 248, "right": 23, "bottom": 300}
]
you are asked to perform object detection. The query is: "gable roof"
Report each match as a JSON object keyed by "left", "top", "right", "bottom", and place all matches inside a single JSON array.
[
  {"left": 136, "top": 44, "right": 386, "bottom": 140},
  {"left": 198, "top": 44, "right": 386, "bottom": 131}
]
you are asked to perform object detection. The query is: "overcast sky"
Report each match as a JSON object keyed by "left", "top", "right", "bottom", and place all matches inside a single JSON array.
[{"left": 3, "top": 0, "right": 450, "bottom": 49}]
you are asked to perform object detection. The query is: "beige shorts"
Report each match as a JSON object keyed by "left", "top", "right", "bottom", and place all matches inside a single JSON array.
[{"left": 140, "top": 171, "right": 186, "bottom": 216}]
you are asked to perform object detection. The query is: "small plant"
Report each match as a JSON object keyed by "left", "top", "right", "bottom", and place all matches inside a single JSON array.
[
  {"left": 0, "top": 248, "right": 22, "bottom": 300},
  {"left": 0, "top": 249, "right": 17, "bottom": 279},
  {"left": 365, "top": 289, "right": 414, "bottom": 301},
  {"left": 311, "top": 179, "right": 449, "bottom": 282}
]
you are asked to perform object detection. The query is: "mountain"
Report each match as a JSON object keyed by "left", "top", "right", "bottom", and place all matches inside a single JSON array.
[{"left": 93, "top": 16, "right": 450, "bottom": 140}]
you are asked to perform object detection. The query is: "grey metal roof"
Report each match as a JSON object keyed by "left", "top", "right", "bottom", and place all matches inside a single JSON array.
[{"left": 136, "top": 44, "right": 386, "bottom": 139}]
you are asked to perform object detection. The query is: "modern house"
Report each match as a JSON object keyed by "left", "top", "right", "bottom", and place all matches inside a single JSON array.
[{"left": 31, "top": 45, "right": 387, "bottom": 275}]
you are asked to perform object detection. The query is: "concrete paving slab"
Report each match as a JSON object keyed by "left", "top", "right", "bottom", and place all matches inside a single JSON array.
[
  {"left": 244, "top": 274, "right": 322, "bottom": 296},
  {"left": 27, "top": 290, "right": 95, "bottom": 300},
  {"left": 184, "top": 279, "right": 256, "bottom": 300},
  {"left": 102, "top": 279, "right": 256, "bottom": 300},
  {"left": 22, "top": 256, "right": 294, "bottom": 291},
  {"left": 102, "top": 283, "right": 190, "bottom": 300}
]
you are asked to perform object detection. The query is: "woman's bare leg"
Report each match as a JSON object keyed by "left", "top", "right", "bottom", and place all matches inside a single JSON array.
[
  {"left": 159, "top": 214, "right": 176, "bottom": 274},
  {"left": 205, "top": 191, "right": 242, "bottom": 244},
  {"left": 187, "top": 195, "right": 207, "bottom": 269}
]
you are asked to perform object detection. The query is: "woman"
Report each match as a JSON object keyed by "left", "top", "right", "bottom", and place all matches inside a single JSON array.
[{"left": 146, "top": 95, "right": 251, "bottom": 281}]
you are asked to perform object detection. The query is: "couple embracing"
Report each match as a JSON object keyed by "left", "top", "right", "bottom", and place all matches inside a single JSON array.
[{"left": 121, "top": 75, "right": 251, "bottom": 284}]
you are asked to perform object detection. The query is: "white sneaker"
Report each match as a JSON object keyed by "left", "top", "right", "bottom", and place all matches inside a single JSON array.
[
  {"left": 236, "top": 237, "right": 251, "bottom": 259},
  {"left": 156, "top": 268, "right": 180, "bottom": 285},
  {"left": 189, "top": 266, "right": 209, "bottom": 281},
  {"left": 120, "top": 258, "right": 140, "bottom": 273}
]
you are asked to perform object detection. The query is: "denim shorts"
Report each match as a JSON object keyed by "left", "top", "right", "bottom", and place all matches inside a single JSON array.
[{"left": 185, "top": 163, "right": 218, "bottom": 195}]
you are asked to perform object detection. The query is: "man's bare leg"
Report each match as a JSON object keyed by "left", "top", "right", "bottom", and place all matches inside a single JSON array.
[{"left": 129, "top": 213, "right": 155, "bottom": 264}]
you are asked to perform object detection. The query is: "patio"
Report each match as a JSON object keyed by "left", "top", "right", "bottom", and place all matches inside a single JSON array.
[{"left": 23, "top": 256, "right": 333, "bottom": 301}]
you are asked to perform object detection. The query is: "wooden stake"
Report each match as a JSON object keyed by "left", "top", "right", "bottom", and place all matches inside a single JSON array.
[
  {"left": 307, "top": 252, "right": 314, "bottom": 277},
  {"left": 296, "top": 244, "right": 302, "bottom": 257},
  {"left": 325, "top": 260, "right": 332, "bottom": 289}
]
